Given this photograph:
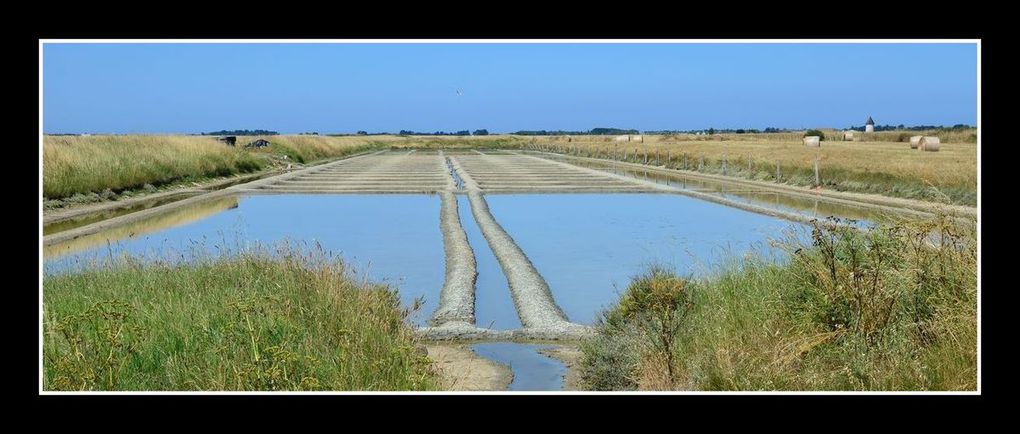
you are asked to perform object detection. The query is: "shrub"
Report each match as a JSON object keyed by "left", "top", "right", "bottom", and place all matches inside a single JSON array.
[
  {"left": 580, "top": 213, "right": 977, "bottom": 391},
  {"left": 804, "top": 129, "right": 826, "bottom": 141}
]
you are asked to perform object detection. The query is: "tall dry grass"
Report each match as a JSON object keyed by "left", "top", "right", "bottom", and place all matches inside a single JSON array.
[
  {"left": 43, "top": 135, "right": 399, "bottom": 200},
  {"left": 527, "top": 135, "right": 977, "bottom": 205}
]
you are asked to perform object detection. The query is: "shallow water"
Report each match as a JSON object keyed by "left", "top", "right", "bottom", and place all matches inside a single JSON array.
[
  {"left": 458, "top": 195, "right": 521, "bottom": 330},
  {"left": 471, "top": 343, "right": 565, "bottom": 391},
  {"left": 44, "top": 194, "right": 446, "bottom": 326},
  {"left": 43, "top": 192, "right": 204, "bottom": 235},
  {"left": 542, "top": 154, "right": 892, "bottom": 224},
  {"left": 485, "top": 193, "right": 803, "bottom": 325}
]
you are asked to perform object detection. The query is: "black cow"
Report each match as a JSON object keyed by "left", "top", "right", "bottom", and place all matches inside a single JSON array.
[{"left": 218, "top": 136, "right": 237, "bottom": 146}]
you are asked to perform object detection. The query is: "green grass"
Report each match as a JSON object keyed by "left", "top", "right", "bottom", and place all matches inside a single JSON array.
[
  {"left": 579, "top": 214, "right": 977, "bottom": 391},
  {"left": 43, "top": 243, "right": 438, "bottom": 391},
  {"left": 43, "top": 135, "right": 396, "bottom": 201}
]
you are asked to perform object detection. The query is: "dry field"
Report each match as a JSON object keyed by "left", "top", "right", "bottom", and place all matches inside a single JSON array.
[
  {"left": 43, "top": 131, "right": 978, "bottom": 206},
  {"left": 526, "top": 133, "right": 978, "bottom": 205}
]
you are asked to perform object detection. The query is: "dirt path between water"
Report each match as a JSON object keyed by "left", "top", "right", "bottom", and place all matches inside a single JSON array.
[{"left": 426, "top": 344, "right": 512, "bottom": 391}]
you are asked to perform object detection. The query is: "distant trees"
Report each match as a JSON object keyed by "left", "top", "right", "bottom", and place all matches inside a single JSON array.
[
  {"left": 473, "top": 129, "right": 489, "bottom": 136},
  {"left": 847, "top": 124, "right": 974, "bottom": 132},
  {"left": 202, "top": 129, "right": 278, "bottom": 136},
  {"left": 513, "top": 130, "right": 586, "bottom": 136},
  {"left": 804, "top": 129, "right": 826, "bottom": 140},
  {"left": 397, "top": 130, "right": 471, "bottom": 136},
  {"left": 356, "top": 131, "right": 368, "bottom": 135},
  {"left": 513, "top": 127, "right": 638, "bottom": 136},
  {"left": 588, "top": 127, "right": 639, "bottom": 135}
]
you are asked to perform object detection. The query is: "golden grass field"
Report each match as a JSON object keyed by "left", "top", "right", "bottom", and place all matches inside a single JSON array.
[
  {"left": 527, "top": 131, "right": 978, "bottom": 205},
  {"left": 43, "top": 131, "right": 977, "bottom": 205},
  {"left": 42, "top": 134, "right": 406, "bottom": 200}
]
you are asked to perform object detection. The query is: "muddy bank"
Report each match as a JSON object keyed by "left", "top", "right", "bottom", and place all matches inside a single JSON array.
[
  {"left": 426, "top": 344, "right": 512, "bottom": 391},
  {"left": 429, "top": 191, "right": 478, "bottom": 326},
  {"left": 539, "top": 346, "right": 583, "bottom": 391},
  {"left": 43, "top": 150, "right": 385, "bottom": 235},
  {"left": 42, "top": 151, "right": 384, "bottom": 247}
]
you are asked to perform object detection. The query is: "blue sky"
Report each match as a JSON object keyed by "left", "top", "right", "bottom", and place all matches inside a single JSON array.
[{"left": 42, "top": 43, "right": 978, "bottom": 134}]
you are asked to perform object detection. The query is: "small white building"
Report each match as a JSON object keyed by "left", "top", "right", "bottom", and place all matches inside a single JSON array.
[{"left": 865, "top": 116, "right": 875, "bottom": 133}]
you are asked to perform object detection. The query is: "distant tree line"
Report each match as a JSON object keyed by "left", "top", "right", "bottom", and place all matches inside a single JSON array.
[
  {"left": 646, "top": 128, "right": 788, "bottom": 135},
  {"left": 846, "top": 124, "right": 973, "bottom": 132},
  {"left": 513, "top": 127, "right": 639, "bottom": 136},
  {"left": 398, "top": 130, "right": 473, "bottom": 136},
  {"left": 202, "top": 129, "right": 279, "bottom": 136}
]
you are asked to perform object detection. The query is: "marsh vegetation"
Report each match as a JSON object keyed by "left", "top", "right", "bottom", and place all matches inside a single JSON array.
[
  {"left": 579, "top": 213, "right": 977, "bottom": 391},
  {"left": 43, "top": 243, "right": 438, "bottom": 391}
]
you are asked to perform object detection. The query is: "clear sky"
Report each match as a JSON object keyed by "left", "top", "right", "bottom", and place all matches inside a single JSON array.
[{"left": 42, "top": 42, "right": 978, "bottom": 134}]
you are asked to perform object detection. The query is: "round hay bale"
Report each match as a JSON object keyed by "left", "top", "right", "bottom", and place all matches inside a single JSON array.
[
  {"left": 909, "top": 135, "right": 923, "bottom": 149},
  {"left": 803, "top": 136, "right": 821, "bottom": 147},
  {"left": 920, "top": 136, "right": 940, "bottom": 152}
]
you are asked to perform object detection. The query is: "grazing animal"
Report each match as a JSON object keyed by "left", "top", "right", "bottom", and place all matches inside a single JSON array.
[{"left": 218, "top": 136, "right": 237, "bottom": 146}]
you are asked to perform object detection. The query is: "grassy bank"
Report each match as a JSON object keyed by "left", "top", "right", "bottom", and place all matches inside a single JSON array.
[
  {"left": 43, "top": 135, "right": 398, "bottom": 202},
  {"left": 579, "top": 214, "right": 977, "bottom": 391},
  {"left": 43, "top": 244, "right": 438, "bottom": 391},
  {"left": 527, "top": 135, "right": 977, "bottom": 205}
]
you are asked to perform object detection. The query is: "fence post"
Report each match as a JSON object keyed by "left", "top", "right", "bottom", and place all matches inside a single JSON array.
[
  {"left": 683, "top": 153, "right": 688, "bottom": 170},
  {"left": 814, "top": 156, "right": 820, "bottom": 188},
  {"left": 722, "top": 154, "right": 727, "bottom": 176},
  {"left": 775, "top": 161, "right": 780, "bottom": 182},
  {"left": 644, "top": 151, "right": 648, "bottom": 165},
  {"left": 699, "top": 154, "right": 704, "bottom": 171},
  {"left": 666, "top": 150, "right": 671, "bottom": 168},
  {"left": 747, "top": 155, "right": 752, "bottom": 173}
]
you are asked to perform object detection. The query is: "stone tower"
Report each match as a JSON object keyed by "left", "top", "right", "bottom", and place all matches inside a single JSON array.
[{"left": 865, "top": 116, "right": 875, "bottom": 133}]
